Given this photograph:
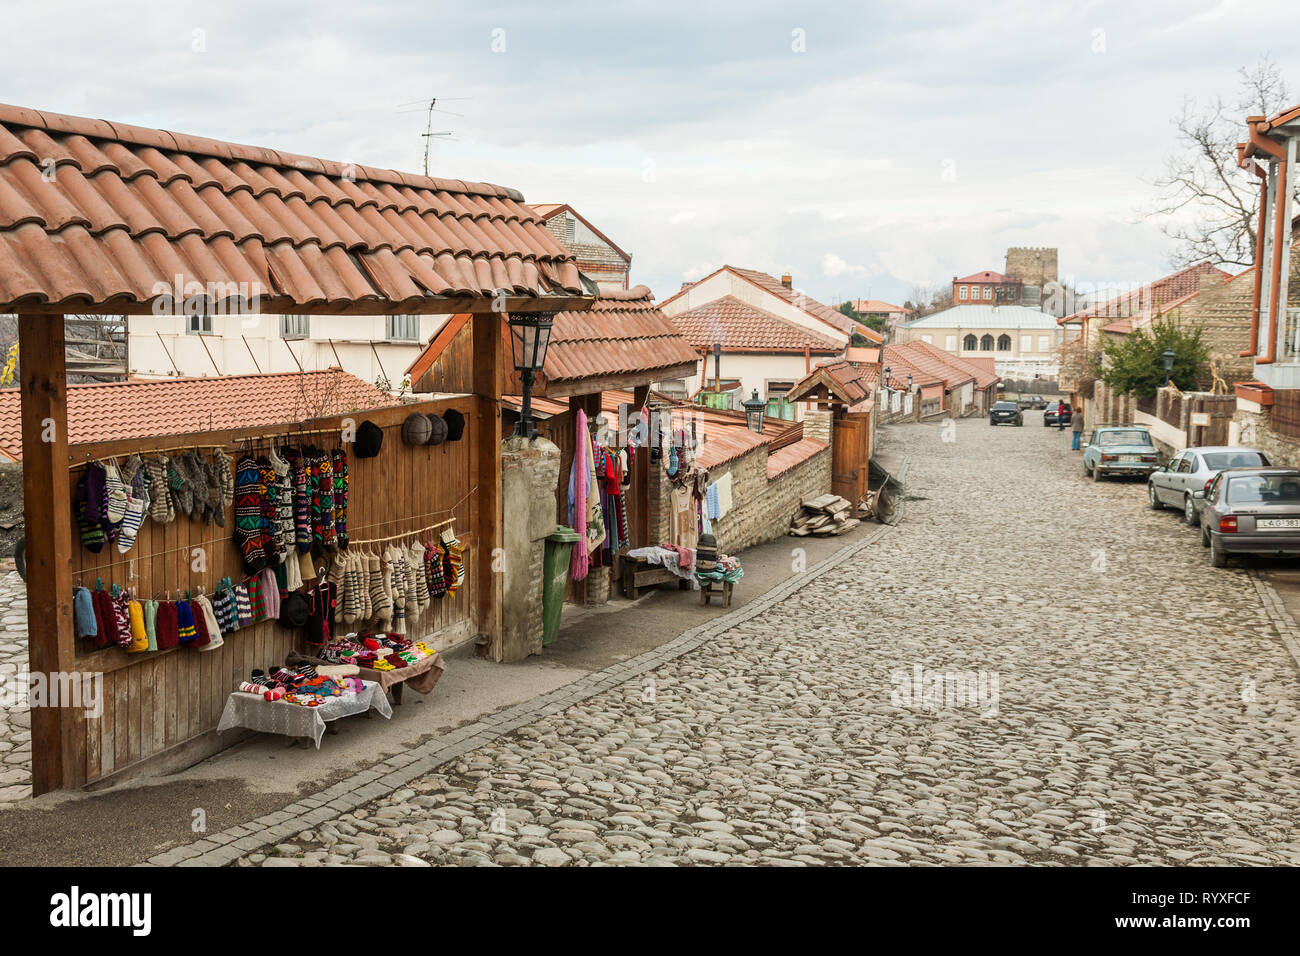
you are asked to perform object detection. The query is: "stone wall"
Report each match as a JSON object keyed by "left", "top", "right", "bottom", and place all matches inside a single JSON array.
[
  {"left": 1231, "top": 404, "right": 1300, "bottom": 466},
  {"left": 499, "top": 435, "right": 561, "bottom": 661},
  {"left": 0, "top": 463, "right": 21, "bottom": 558},
  {"left": 803, "top": 409, "right": 832, "bottom": 444},
  {"left": 649, "top": 442, "right": 832, "bottom": 557},
  {"left": 1004, "top": 246, "right": 1058, "bottom": 287}
]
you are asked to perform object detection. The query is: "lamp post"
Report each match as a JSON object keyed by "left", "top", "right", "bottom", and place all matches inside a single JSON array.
[
  {"left": 507, "top": 311, "right": 556, "bottom": 439},
  {"left": 1161, "top": 348, "right": 1176, "bottom": 387},
  {"left": 883, "top": 365, "right": 893, "bottom": 390},
  {"left": 742, "top": 389, "right": 766, "bottom": 433}
]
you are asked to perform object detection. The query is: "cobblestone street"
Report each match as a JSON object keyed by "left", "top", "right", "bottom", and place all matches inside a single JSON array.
[
  {"left": 230, "top": 417, "right": 1300, "bottom": 867},
  {"left": 0, "top": 568, "right": 30, "bottom": 803}
]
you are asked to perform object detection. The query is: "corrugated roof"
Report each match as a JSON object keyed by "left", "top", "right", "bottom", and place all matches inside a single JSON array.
[
  {"left": 668, "top": 295, "right": 844, "bottom": 353},
  {"left": 543, "top": 284, "right": 698, "bottom": 386},
  {"left": 0, "top": 102, "right": 585, "bottom": 313},
  {"left": 0, "top": 369, "right": 399, "bottom": 461},
  {"left": 904, "top": 304, "right": 1060, "bottom": 330}
]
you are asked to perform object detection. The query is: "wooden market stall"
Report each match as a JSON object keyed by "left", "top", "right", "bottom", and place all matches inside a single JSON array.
[
  {"left": 0, "top": 101, "right": 593, "bottom": 794},
  {"left": 407, "top": 284, "right": 698, "bottom": 604}
]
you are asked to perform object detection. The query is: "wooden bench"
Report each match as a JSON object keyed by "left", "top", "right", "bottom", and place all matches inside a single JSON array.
[{"left": 619, "top": 553, "right": 692, "bottom": 599}]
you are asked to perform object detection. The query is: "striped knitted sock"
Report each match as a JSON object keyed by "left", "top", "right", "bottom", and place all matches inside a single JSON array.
[
  {"left": 116, "top": 492, "right": 145, "bottom": 553},
  {"left": 233, "top": 584, "right": 253, "bottom": 628}
]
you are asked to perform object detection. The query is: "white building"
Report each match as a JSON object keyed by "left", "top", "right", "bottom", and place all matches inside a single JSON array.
[
  {"left": 894, "top": 304, "right": 1061, "bottom": 381},
  {"left": 125, "top": 310, "right": 448, "bottom": 389},
  {"left": 657, "top": 265, "right": 881, "bottom": 419}
]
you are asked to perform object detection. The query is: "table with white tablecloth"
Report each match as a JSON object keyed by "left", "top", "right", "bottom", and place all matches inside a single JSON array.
[{"left": 216, "top": 680, "right": 393, "bottom": 748}]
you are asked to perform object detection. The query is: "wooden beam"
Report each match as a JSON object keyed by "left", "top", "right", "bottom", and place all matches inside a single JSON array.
[
  {"left": 18, "top": 313, "right": 76, "bottom": 795},
  {"left": 471, "top": 312, "right": 503, "bottom": 659}
]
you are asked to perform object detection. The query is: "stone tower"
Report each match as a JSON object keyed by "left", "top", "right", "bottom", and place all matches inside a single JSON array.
[{"left": 1004, "top": 247, "right": 1058, "bottom": 287}]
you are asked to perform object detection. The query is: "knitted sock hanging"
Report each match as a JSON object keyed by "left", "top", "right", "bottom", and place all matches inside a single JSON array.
[
  {"left": 234, "top": 454, "right": 268, "bottom": 573},
  {"left": 332, "top": 449, "right": 349, "bottom": 550},
  {"left": 258, "top": 456, "right": 280, "bottom": 568},
  {"left": 286, "top": 447, "right": 311, "bottom": 553}
]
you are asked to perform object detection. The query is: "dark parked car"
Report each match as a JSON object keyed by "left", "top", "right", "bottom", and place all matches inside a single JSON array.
[
  {"left": 1043, "top": 401, "right": 1072, "bottom": 426},
  {"left": 1196, "top": 467, "right": 1300, "bottom": 567},
  {"left": 989, "top": 400, "right": 1023, "bottom": 426}
]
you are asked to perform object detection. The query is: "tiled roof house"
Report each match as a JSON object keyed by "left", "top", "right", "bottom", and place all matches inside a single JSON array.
[{"left": 658, "top": 265, "right": 876, "bottom": 420}]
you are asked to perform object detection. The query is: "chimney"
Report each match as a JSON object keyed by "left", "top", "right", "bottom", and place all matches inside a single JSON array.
[{"left": 780, "top": 273, "right": 793, "bottom": 290}]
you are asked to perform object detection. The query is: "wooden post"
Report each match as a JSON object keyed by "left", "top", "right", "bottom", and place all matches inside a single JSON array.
[
  {"left": 472, "top": 312, "right": 503, "bottom": 659},
  {"left": 18, "top": 312, "right": 75, "bottom": 794}
]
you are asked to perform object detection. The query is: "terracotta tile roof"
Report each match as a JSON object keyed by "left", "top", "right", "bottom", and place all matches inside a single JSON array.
[
  {"left": 543, "top": 284, "right": 698, "bottom": 388},
  {"left": 850, "top": 299, "right": 908, "bottom": 314},
  {"left": 903, "top": 339, "right": 1000, "bottom": 389},
  {"left": 955, "top": 270, "right": 1011, "bottom": 284},
  {"left": 881, "top": 343, "right": 952, "bottom": 389},
  {"left": 788, "top": 359, "right": 880, "bottom": 407},
  {"left": 767, "top": 437, "right": 828, "bottom": 479},
  {"left": 668, "top": 295, "right": 844, "bottom": 353},
  {"left": 1060, "top": 262, "right": 1230, "bottom": 326},
  {"left": 0, "top": 102, "right": 585, "bottom": 313},
  {"left": 0, "top": 369, "right": 397, "bottom": 461}
]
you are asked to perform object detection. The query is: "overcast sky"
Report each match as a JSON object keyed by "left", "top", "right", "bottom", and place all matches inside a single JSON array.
[{"left": 2, "top": 0, "right": 1296, "bottom": 307}]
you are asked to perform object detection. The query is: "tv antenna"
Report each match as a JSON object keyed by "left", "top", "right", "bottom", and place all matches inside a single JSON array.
[{"left": 395, "top": 96, "right": 470, "bottom": 175}]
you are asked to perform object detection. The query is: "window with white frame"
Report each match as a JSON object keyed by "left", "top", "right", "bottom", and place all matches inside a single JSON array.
[
  {"left": 1021, "top": 335, "right": 1033, "bottom": 352},
  {"left": 1038, "top": 335, "right": 1050, "bottom": 352},
  {"left": 959, "top": 285, "right": 968, "bottom": 300},
  {"left": 280, "top": 314, "right": 310, "bottom": 339},
  {"left": 945, "top": 335, "right": 957, "bottom": 351},
  {"left": 386, "top": 314, "right": 420, "bottom": 341},
  {"left": 983, "top": 286, "right": 992, "bottom": 300},
  {"left": 187, "top": 314, "right": 213, "bottom": 334}
]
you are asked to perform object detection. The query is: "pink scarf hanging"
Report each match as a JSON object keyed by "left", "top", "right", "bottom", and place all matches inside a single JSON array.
[{"left": 570, "top": 409, "right": 590, "bottom": 580}]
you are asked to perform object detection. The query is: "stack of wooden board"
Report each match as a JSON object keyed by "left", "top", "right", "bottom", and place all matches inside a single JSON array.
[{"left": 788, "top": 494, "right": 860, "bottom": 536}]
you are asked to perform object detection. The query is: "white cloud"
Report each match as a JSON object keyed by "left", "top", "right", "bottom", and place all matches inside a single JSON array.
[{"left": 0, "top": 0, "right": 1293, "bottom": 307}]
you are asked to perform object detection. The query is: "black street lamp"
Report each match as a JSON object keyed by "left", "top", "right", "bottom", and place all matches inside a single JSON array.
[
  {"left": 1161, "top": 348, "right": 1176, "bottom": 387},
  {"left": 883, "top": 365, "right": 893, "bottom": 389},
  {"left": 742, "top": 389, "right": 766, "bottom": 433},
  {"left": 507, "top": 311, "right": 556, "bottom": 439}
]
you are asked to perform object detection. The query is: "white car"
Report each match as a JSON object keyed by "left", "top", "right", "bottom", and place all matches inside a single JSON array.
[{"left": 1148, "top": 446, "right": 1271, "bottom": 525}]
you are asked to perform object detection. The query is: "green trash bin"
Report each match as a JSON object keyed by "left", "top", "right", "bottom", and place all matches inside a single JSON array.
[{"left": 542, "top": 526, "right": 581, "bottom": 646}]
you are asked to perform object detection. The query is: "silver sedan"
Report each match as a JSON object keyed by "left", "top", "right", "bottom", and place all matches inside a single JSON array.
[
  {"left": 1148, "top": 445, "right": 1270, "bottom": 526},
  {"left": 1196, "top": 467, "right": 1300, "bottom": 567}
]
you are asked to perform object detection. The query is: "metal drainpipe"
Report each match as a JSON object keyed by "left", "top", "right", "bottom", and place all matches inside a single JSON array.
[
  {"left": 1249, "top": 121, "right": 1288, "bottom": 364},
  {"left": 1239, "top": 144, "right": 1267, "bottom": 359}
]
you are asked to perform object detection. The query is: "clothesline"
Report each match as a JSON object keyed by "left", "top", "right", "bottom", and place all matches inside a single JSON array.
[{"left": 72, "top": 491, "right": 477, "bottom": 567}]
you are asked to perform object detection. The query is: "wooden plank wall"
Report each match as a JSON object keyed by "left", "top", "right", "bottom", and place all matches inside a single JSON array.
[{"left": 61, "top": 398, "right": 476, "bottom": 788}]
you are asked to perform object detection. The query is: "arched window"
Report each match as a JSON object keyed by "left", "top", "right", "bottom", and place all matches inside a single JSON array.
[
  {"left": 963, "top": 334, "right": 977, "bottom": 351},
  {"left": 980, "top": 334, "right": 994, "bottom": 351},
  {"left": 997, "top": 334, "right": 1012, "bottom": 351}
]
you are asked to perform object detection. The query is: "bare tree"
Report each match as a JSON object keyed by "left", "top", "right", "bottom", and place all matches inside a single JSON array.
[{"left": 1151, "top": 55, "right": 1296, "bottom": 268}]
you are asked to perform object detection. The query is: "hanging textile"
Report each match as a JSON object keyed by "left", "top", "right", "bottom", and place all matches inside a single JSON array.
[{"left": 569, "top": 409, "right": 591, "bottom": 580}]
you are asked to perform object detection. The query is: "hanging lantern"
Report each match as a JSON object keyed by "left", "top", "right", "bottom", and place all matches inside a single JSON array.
[
  {"left": 742, "top": 389, "right": 766, "bottom": 433},
  {"left": 507, "top": 311, "right": 556, "bottom": 439}
]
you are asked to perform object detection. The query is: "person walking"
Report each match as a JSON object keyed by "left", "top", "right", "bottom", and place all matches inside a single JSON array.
[
  {"left": 1057, "top": 401, "right": 1067, "bottom": 432},
  {"left": 1071, "top": 405, "right": 1084, "bottom": 450}
]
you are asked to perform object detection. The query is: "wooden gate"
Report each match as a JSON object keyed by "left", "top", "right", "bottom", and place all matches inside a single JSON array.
[{"left": 831, "top": 412, "right": 871, "bottom": 504}]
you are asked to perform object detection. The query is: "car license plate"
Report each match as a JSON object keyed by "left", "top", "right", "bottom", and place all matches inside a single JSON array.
[
  {"left": 1119, "top": 455, "right": 1141, "bottom": 463},
  {"left": 1257, "top": 518, "right": 1300, "bottom": 529}
]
